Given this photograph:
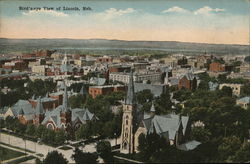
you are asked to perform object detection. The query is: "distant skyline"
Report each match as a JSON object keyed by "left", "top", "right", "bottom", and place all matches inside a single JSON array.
[{"left": 0, "top": 0, "right": 249, "bottom": 45}]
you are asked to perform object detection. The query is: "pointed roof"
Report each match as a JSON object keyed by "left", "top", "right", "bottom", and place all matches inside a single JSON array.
[
  {"left": 125, "top": 70, "right": 135, "bottom": 105},
  {"left": 63, "top": 81, "right": 69, "bottom": 112},
  {"left": 80, "top": 85, "right": 87, "bottom": 95},
  {"left": 150, "top": 102, "right": 155, "bottom": 112},
  {"left": 35, "top": 96, "right": 44, "bottom": 115},
  {"left": 18, "top": 108, "right": 24, "bottom": 115}
]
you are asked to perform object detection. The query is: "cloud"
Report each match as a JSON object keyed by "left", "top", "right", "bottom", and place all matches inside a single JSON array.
[
  {"left": 23, "top": 9, "right": 68, "bottom": 17},
  {"left": 194, "top": 6, "right": 225, "bottom": 15},
  {"left": 162, "top": 6, "right": 189, "bottom": 13},
  {"left": 94, "top": 8, "right": 136, "bottom": 20},
  {"left": 105, "top": 8, "right": 135, "bottom": 16}
]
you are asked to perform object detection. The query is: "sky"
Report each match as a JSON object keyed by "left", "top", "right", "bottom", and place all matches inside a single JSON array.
[{"left": 0, "top": 0, "right": 249, "bottom": 45}]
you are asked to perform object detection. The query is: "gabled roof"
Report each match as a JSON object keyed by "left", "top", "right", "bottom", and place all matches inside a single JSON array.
[
  {"left": 237, "top": 96, "right": 250, "bottom": 104},
  {"left": 11, "top": 100, "right": 34, "bottom": 116},
  {"left": 177, "top": 140, "right": 201, "bottom": 151},
  {"left": 180, "top": 72, "right": 196, "bottom": 81},
  {"left": 141, "top": 114, "right": 189, "bottom": 140}
]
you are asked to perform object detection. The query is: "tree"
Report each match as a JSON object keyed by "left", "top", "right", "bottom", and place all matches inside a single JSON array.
[
  {"left": 218, "top": 136, "right": 241, "bottom": 161},
  {"left": 36, "top": 125, "right": 46, "bottom": 138},
  {"left": 55, "top": 129, "right": 66, "bottom": 145},
  {"left": 190, "top": 126, "right": 211, "bottom": 143},
  {"left": 233, "top": 142, "right": 250, "bottom": 162},
  {"left": 75, "top": 124, "right": 91, "bottom": 140},
  {"left": 25, "top": 124, "right": 36, "bottom": 135},
  {"left": 69, "top": 95, "right": 85, "bottom": 108},
  {"left": 43, "top": 151, "right": 68, "bottom": 164},
  {"left": 219, "top": 86, "right": 232, "bottom": 97},
  {"left": 71, "top": 148, "right": 97, "bottom": 164},
  {"left": 96, "top": 141, "right": 113, "bottom": 163}
]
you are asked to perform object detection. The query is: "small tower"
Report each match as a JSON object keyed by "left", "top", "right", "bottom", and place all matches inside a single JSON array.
[
  {"left": 150, "top": 102, "right": 156, "bottom": 118},
  {"left": 60, "top": 82, "right": 71, "bottom": 129},
  {"left": 33, "top": 96, "right": 45, "bottom": 125},
  {"left": 120, "top": 71, "right": 136, "bottom": 154}
]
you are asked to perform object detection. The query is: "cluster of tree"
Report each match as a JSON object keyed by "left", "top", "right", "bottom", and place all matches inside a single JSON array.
[
  {"left": 38, "top": 141, "right": 113, "bottom": 164},
  {"left": 73, "top": 92, "right": 124, "bottom": 140},
  {"left": 135, "top": 88, "right": 173, "bottom": 115},
  {"left": 0, "top": 78, "right": 57, "bottom": 108},
  {"left": 2, "top": 117, "right": 66, "bottom": 146},
  {"left": 134, "top": 72, "right": 250, "bottom": 163}
]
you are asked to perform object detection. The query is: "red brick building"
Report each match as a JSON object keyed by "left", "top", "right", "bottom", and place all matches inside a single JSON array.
[
  {"left": 96, "top": 56, "right": 113, "bottom": 63},
  {"left": 89, "top": 85, "right": 126, "bottom": 98},
  {"left": 178, "top": 73, "right": 197, "bottom": 90},
  {"left": 209, "top": 62, "right": 225, "bottom": 72}
]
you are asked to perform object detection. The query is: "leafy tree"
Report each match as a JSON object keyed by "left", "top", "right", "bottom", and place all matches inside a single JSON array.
[
  {"left": 218, "top": 136, "right": 241, "bottom": 161},
  {"left": 190, "top": 126, "right": 211, "bottom": 143},
  {"left": 136, "top": 89, "right": 153, "bottom": 104},
  {"left": 233, "top": 142, "right": 250, "bottom": 162},
  {"left": 36, "top": 125, "right": 46, "bottom": 138},
  {"left": 219, "top": 86, "right": 232, "bottom": 97},
  {"left": 69, "top": 94, "right": 85, "bottom": 108},
  {"left": 25, "top": 124, "right": 36, "bottom": 135},
  {"left": 43, "top": 151, "right": 68, "bottom": 164},
  {"left": 55, "top": 129, "right": 66, "bottom": 145},
  {"left": 71, "top": 148, "right": 97, "bottom": 164},
  {"left": 96, "top": 141, "right": 113, "bottom": 163},
  {"left": 75, "top": 124, "right": 91, "bottom": 140}
]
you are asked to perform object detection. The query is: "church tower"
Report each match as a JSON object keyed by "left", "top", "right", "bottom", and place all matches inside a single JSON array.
[
  {"left": 60, "top": 82, "right": 72, "bottom": 129},
  {"left": 33, "top": 96, "right": 45, "bottom": 125},
  {"left": 120, "top": 71, "right": 136, "bottom": 154}
]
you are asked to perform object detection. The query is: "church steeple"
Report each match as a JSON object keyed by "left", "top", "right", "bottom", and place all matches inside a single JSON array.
[
  {"left": 63, "top": 82, "right": 69, "bottom": 112},
  {"left": 120, "top": 70, "right": 137, "bottom": 154},
  {"left": 36, "top": 96, "right": 44, "bottom": 115},
  {"left": 125, "top": 70, "right": 135, "bottom": 105},
  {"left": 150, "top": 102, "right": 156, "bottom": 117}
]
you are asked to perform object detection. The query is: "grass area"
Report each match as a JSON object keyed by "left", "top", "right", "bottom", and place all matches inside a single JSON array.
[
  {"left": 59, "top": 145, "right": 72, "bottom": 150},
  {"left": 36, "top": 153, "right": 44, "bottom": 157},
  {"left": 0, "top": 145, "right": 25, "bottom": 162},
  {"left": 0, "top": 142, "right": 34, "bottom": 153},
  {"left": 8, "top": 155, "right": 35, "bottom": 164},
  {"left": 114, "top": 158, "right": 137, "bottom": 164},
  {"left": 113, "top": 152, "right": 143, "bottom": 162}
]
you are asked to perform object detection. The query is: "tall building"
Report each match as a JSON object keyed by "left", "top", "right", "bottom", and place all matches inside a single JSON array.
[{"left": 120, "top": 71, "right": 137, "bottom": 154}]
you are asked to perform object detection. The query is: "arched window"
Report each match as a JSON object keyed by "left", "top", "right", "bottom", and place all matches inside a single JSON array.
[{"left": 47, "top": 123, "right": 54, "bottom": 130}]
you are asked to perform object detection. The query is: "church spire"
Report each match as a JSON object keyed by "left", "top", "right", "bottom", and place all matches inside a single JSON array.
[
  {"left": 36, "top": 96, "right": 44, "bottom": 115},
  {"left": 63, "top": 81, "right": 69, "bottom": 112},
  {"left": 125, "top": 70, "right": 135, "bottom": 105}
]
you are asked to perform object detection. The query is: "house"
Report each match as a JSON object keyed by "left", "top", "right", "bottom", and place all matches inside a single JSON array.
[
  {"left": 3, "top": 100, "right": 35, "bottom": 124},
  {"left": 208, "top": 81, "right": 219, "bottom": 91},
  {"left": 119, "top": 71, "right": 199, "bottom": 154},
  {"left": 89, "top": 85, "right": 125, "bottom": 98},
  {"left": 134, "top": 103, "right": 191, "bottom": 152},
  {"left": 219, "top": 83, "right": 242, "bottom": 96},
  {"left": 178, "top": 73, "right": 197, "bottom": 90},
  {"left": 236, "top": 97, "right": 250, "bottom": 109},
  {"left": 209, "top": 62, "right": 225, "bottom": 72},
  {"left": 41, "top": 84, "right": 98, "bottom": 131}
]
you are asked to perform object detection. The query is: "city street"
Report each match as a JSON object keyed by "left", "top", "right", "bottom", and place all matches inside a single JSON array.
[{"left": 0, "top": 133, "right": 98, "bottom": 163}]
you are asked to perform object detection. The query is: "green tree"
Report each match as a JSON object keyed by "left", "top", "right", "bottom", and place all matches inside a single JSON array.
[
  {"left": 190, "top": 126, "right": 211, "bottom": 143},
  {"left": 218, "top": 136, "right": 241, "bottom": 161},
  {"left": 71, "top": 148, "right": 97, "bottom": 164},
  {"left": 43, "top": 151, "right": 68, "bottom": 164},
  {"left": 233, "top": 142, "right": 250, "bottom": 162},
  {"left": 96, "top": 141, "right": 113, "bottom": 163},
  {"left": 25, "top": 124, "right": 36, "bottom": 135},
  {"left": 69, "top": 94, "right": 86, "bottom": 108},
  {"left": 55, "top": 129, "right": 66, "bottom": 145}
]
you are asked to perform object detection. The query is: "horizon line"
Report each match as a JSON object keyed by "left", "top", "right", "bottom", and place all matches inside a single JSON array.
[{"left": 0, "top": 37, "right": 249, "bottom": 46}]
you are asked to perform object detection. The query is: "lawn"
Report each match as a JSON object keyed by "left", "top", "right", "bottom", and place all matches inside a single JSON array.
[
  {"left": 0, "top": 146, "right": 25, "bottom": 162},
  {"left": 59, "top": 145, "right": 72, "bottom": 150}
]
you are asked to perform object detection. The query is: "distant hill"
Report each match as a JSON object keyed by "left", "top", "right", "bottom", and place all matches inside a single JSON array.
[{"left": 0, "top": 38, "right": 249, "bottom": 55}]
